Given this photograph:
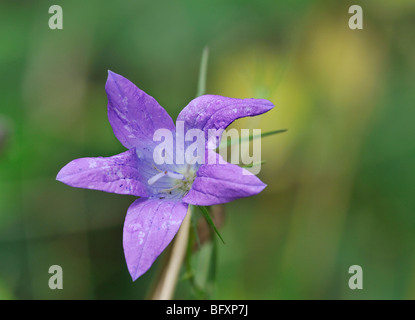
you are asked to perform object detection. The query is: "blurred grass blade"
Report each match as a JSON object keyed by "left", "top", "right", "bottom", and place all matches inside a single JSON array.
[
  {"left": 219, "top": 129, "right": 287, "bottom": 148},
  {"left": 257, "top": 129, "right": 287, "bottom": 139},
  {"left": 198, "top": 206, "right": 225, "bottom": 244},
  {"left": 196, "top": 46, "right": 209, "bottom": 97}
]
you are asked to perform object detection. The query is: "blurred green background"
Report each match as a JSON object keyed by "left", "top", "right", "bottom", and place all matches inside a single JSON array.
[{"left": 1, "top": 0, "right": 415, "bottom": 299}]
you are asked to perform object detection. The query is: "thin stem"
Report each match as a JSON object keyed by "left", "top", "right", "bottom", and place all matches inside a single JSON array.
[{"left": 196, "top": 46, "right": 209, "bottom": 98}]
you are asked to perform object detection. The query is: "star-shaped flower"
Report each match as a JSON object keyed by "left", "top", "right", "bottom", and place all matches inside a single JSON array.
[{"left": 57, "top": 71, "right": 274, "bottom": 280}]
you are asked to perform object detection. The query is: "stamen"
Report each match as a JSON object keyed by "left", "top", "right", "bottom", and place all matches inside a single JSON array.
[
  {"left": 167, "top": 172, "right": 185, "bottom": 180},
  {"left": 148, "top": 171, "right": 167, "bottom": 185},
  {"left": 148, "top": 169, "right": 185, "bottom": 186}
]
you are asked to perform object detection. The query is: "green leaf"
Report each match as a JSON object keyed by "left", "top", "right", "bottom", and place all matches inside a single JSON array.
[
  {"left": 198, "top": 206, "right": 225, "bottom": 244},
  {"left": 218, "top": 129, "right": 287, "bottom": 148}
]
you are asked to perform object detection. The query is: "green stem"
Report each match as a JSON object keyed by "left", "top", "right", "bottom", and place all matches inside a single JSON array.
[{"left": 196, "top": 46, "right": 209, "bottom": 97}]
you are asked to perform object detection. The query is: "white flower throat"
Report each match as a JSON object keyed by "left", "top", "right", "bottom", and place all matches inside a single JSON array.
[{"left": 148, "top": 163, "right": 196, "bottom": 195}]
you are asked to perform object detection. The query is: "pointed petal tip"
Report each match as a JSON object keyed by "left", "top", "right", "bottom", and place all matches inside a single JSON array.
[
  {"left": 106, "top": 70, "right": 117, "bottom": 81},
  {"left": 129, "top": 266, "right": 148, "bottom": 282},
  {"left": 249, "top": 97, "right": 275, "bottom": 111},
  {"left": 55, "top": 164, "right": 68, "bottom": 183},
  {"left": 55, "top": 168, "right": 75, "bottom": 188},
  {"left": 55, "top": 171, "right": 63, "bottom": 182},
  {"left": 105, "top": 70, "right": 120, "bottom": 93},
  {"left": 55, "top": 163, "right": 80, "bottom": 188},
  {"left": 260, "top": 99, "right": 275, "bottom": 110},
  {"left": 130, "top": 272, "right": 139, "bottom": 282},
  {"left": 106, "top": 70, "right": 124, "bottom": 85},
  {"left": 127, "top": 261, "right": 147, "bottom": 282}
]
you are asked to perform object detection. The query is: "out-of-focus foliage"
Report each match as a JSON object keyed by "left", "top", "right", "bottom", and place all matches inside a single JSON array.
[{"left": 0, "top": 0, "right": 414, "bottom": 299}]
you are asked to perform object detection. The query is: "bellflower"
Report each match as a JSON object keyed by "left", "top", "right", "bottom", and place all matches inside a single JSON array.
[{"left": 57, "top": 71, "right": 274, "bottom": 280}]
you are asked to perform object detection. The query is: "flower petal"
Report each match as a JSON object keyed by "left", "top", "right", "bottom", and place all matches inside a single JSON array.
[
  {"left": 56, "top": 148, "right": 148, "bottom": 197},
  {"left": 176, "top": 95, "right": 274, "bottom": 148},
  {"left": 182, "top": 155, "right": 267, "bottom": 206},
  {"left": 106, "top": 71, "right": 176, "bottom": 149},
  {"left": 123, "top": 198, "right": 188, "bottom": 281}
]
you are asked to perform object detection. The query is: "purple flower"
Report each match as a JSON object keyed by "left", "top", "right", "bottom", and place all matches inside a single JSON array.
[{"left": 57, "top": 71, "right": 274, "bottom": 280}]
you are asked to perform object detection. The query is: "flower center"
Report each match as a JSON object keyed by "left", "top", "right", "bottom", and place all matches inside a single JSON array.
[
  {"left": 147, "top": 163, "right": 196, "bottom": 197},
  {"left": 147, "top": 170, "right": 185, "bottom": 185}
]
